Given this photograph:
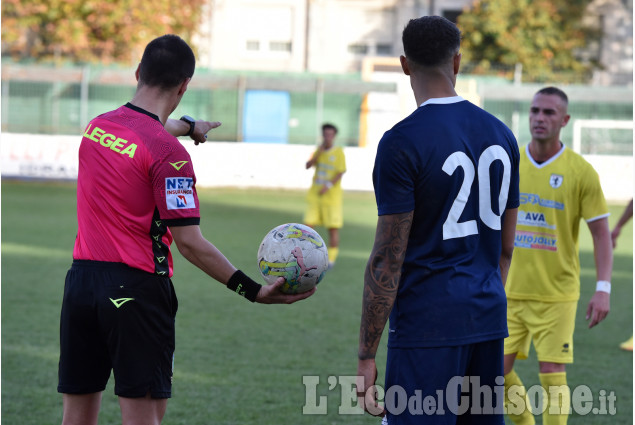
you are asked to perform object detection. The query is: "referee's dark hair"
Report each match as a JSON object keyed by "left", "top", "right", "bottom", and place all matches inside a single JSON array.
[
  {"left": 402, "top": 16, "right": 461, "bottom": 68},
  {"left": 138, "top": 35, "right": 195, "bottom": 89}
]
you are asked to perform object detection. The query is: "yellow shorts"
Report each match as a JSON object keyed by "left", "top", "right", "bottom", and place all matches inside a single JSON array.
[
  {"left": 304, "top": 200, "right": 342, "bottom": 229},
  {"left": 504, "top": 298, "right": 577, "bottom": 364}
]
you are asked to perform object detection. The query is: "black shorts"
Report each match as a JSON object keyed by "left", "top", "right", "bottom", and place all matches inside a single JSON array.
[{"left": 58, "top": 260, "right": 178, "bottom": 398}]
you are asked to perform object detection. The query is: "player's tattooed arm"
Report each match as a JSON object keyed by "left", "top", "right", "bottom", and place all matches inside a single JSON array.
[{"left": 358, "top": 211, "right": 413, "bottom": 360}]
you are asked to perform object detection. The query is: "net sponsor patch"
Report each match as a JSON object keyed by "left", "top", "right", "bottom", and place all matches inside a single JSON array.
[{"left": 165, "top": 177, "right": 195, "bottom": 210}]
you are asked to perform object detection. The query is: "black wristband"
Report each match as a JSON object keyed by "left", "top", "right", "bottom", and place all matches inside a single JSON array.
[{"left": 226, "top": 270, "right": 262, "bottom": 302}]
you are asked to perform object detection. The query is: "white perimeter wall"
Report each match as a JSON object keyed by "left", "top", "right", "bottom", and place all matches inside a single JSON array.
[
  {"left": 1, "top": 133, "right": 632, "bottom": 202},
  {"left": 0, "top": 133, "right": 377, "bottom": 192}
]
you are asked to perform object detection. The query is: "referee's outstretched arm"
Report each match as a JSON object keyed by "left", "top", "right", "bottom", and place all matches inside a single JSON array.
[{"left": 170, "top": 225, "right": 315, "bottom": 304}]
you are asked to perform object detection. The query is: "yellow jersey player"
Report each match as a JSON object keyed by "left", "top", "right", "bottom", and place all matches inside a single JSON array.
[
  {"left": 503, "top": 87, "right": 613, "bottom": 425},
  {"left": 304, "top": 123, "right": 347, "bottom": 267}
]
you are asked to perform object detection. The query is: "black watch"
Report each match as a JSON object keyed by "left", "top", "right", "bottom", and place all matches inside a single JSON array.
[{"left": 180, "top": 115, "right": 195, "bottom": 137}]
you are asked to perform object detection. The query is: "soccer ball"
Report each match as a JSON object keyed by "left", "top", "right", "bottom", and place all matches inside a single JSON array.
[{"left": 257, "top": 223, "right": 329, "bottom": 294}]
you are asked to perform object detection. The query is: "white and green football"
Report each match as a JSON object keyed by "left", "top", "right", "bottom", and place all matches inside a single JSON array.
[{"left": 257, "top": 223, "right": 328, "bottom": 294}]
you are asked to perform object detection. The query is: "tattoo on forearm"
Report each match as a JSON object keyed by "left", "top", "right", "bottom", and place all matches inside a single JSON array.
[{"left": 359, "top": 211, "right": 413, "bottom": 359}]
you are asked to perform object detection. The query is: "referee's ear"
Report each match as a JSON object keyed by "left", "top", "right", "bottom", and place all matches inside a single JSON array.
[
  {"left": 177, "top": 77, "right": 191, "bottom": 96},
  {"left": 400, "top": 55, "right": 410, "bottom": 76}
]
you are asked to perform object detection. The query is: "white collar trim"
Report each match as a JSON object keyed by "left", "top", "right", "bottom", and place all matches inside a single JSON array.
[
  {"left": 526, "top": 143, "right": 566, "bottom": 168},
  {"left": 419, "top": 96, "right": 465, "bottom": 107}
]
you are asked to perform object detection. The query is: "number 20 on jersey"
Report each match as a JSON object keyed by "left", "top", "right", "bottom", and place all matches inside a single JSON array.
[{"left": 442, "top": 146, "right": 512, "bottom": 240}]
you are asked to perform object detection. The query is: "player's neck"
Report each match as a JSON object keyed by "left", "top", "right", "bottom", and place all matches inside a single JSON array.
[
  {"left": 411, "top": 72, "right": 457, "bottom": 106},
  {"left": 528, "top": 139, "right": 563, "bottom": 163},
  {"left": 130, "top": 87, "right": 180, "bottom": 125}
]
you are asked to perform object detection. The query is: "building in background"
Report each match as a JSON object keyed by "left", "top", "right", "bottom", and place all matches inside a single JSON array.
[
  {"left": 587, "top": 0, "right": 633, "bottom": 85},
  {"left": 198, "top": 0, "right": 632, "bottom": 84},
  {"left": 199, "top": 0, "right": 473, "bottom": 73}
]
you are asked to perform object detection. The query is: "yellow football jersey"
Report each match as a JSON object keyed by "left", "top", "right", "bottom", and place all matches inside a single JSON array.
[
  {"left": 506, "top": 144, "right": 609, "bottom": 302},
  {"left": 307, "top": 146, "right": 346, "bottom": 205}
]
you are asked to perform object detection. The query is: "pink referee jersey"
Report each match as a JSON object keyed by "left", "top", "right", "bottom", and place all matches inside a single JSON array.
[{"left": 73, "top": 103, "right": 200, "bottom": 277}]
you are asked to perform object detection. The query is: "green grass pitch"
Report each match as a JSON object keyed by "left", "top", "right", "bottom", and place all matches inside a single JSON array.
[{"left": 1, "top": 180, "right": 632, "bottom": 424}]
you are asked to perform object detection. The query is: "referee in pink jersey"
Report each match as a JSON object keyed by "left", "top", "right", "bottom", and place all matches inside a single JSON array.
[{"left": 58, "top": 35, "right": 314, "bottom": 425}]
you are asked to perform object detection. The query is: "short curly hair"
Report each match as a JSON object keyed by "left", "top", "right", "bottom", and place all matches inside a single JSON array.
[
  {"left": 402, "top": 16, "right": 461, "bottom": 68},
  {"left": 322, "top": 123, "right": 338, "bottom": 133}
]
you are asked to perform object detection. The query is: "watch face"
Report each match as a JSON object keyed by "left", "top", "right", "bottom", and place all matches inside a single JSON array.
[{"left": 180, "top": 116, "right": 195, "bottom": 136}]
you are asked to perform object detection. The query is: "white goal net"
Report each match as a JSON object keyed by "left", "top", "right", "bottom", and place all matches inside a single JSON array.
[{"left": 572, "top": 119, "right": 633, "bottom": 155}]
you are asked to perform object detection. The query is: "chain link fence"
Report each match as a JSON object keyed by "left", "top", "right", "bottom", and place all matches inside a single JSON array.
[{"left": 1, "top": 63, "right": 632, "bottom": 153}]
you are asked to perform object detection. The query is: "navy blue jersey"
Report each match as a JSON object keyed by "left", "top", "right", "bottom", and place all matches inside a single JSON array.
[{"left": 373, "top": 97, "right": 520, "bottom": 348}]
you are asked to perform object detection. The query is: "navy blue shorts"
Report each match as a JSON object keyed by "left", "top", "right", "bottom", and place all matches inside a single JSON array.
[
  {"left": 58, "top": 260, "right": 178, "bottom": 398},
  {"left": 384, "top": 339, "right": 505, "bottom": 425}
]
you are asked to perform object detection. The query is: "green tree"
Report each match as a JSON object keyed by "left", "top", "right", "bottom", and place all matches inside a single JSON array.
[
  {"left": 1, "top": 0, "right": 207, "bottom": 64},
  {"left": 457, "top": 0, "right": 600, "bottom": 82}
]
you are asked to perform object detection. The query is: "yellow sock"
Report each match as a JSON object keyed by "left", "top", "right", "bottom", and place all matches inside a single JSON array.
[
  {"left": 504, "top": 370, "right": 535, "bottom": 425},
  {"left": 619, "top": 335, "right": 633, "bottom": 351},
  {"left": 327, "top": 246, "right": 339, "bottom": 264},
  {"left": 539, "top": 372, "right": 570, "bottom": 425}
]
